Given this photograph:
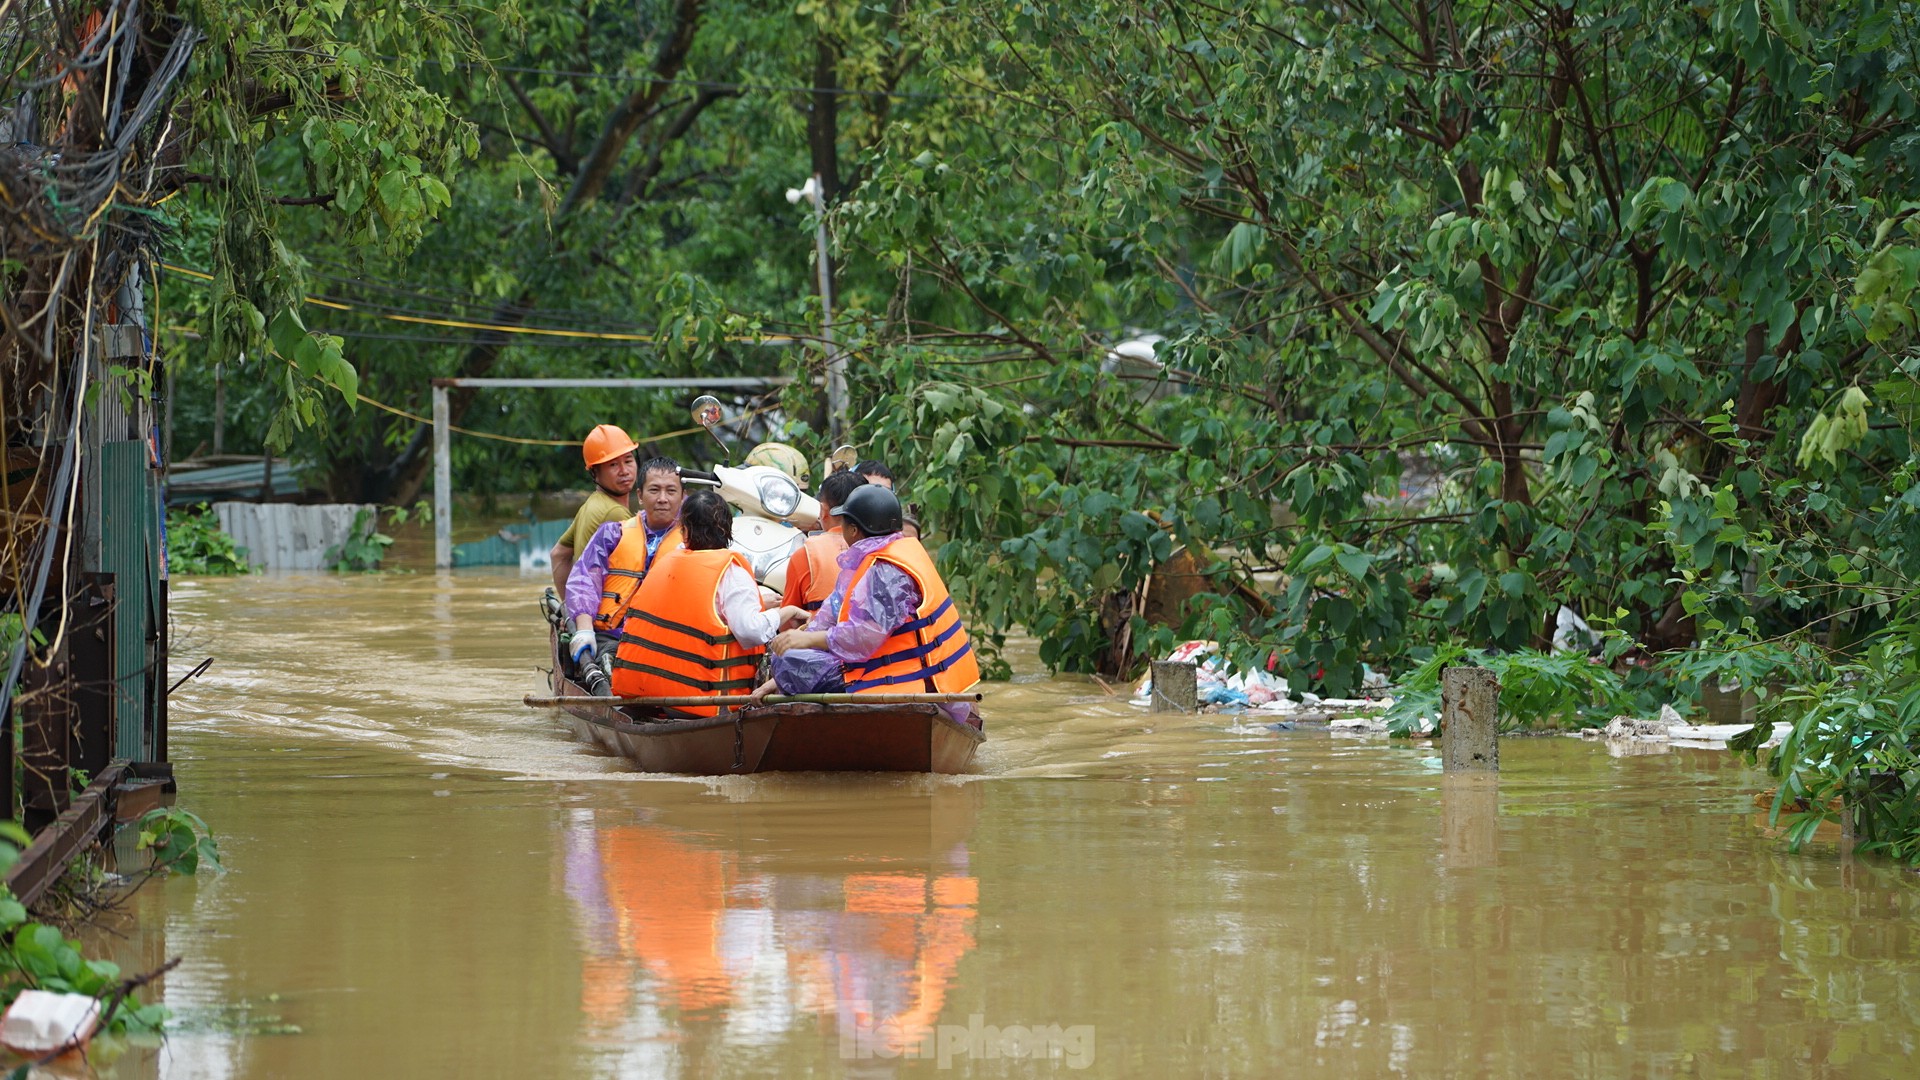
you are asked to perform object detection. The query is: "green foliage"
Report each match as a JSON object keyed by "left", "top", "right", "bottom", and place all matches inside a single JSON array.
[
  {"left": 323, "top": 507, "right": 392, "bottom": 572},
  {"left": 137, "top": 807, "right": 223, "bottom": 876},
  {"left": 168, "top": 0, "right": 500, "bottom": 448},
  {"left": 164, "top": 0, "right": 974, "bottom": 500},
  {"left": 0, "top": 822, "right": 169, "bottom": 1033},
  {"left": 0, "top": 614, "right": 47, "bottom": 664},
  {"left": 809, "top": 0, "right": 1920, "bottom": 694},
  {"left": 1740, "top": 622, "right": 1920, "bottom": 863},
  {"left": 1382, "top": 647, "right": 1637, "bottom": 736},
  {"left": 165, "top": 1, "right": 1920, "bottom": 731},
  {"left": 167, "top": 505, "right": 253, "bottom": 576},
  {"left": 318, "top": 501, "right": 428, "bottom": 572}
]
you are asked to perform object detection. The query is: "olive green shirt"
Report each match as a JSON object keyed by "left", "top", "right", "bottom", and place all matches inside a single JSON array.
[{"left": 557, "top": 490, "right": 632, "bottom": 553}]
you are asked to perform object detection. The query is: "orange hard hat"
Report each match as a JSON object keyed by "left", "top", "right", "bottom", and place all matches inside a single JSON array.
[{"left": 582, "top": 424, "right": 639, "bottom": 468}]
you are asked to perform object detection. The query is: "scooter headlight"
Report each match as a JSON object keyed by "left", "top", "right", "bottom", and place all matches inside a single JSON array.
[{"left": 757, "top": 474, "right": 801, "bottom": 519}]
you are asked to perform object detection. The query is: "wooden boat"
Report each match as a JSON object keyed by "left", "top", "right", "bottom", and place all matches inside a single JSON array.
[{"left": 541, "top": 630, "right": 984, "bottom": 775}]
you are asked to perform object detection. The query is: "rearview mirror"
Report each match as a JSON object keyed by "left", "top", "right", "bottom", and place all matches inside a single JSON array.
[
  {"left": 828, "top": 444, "right": 858, "bottom": 473},
  {"left": 690, "top": 395, "right": 724, "bottom": 428}
]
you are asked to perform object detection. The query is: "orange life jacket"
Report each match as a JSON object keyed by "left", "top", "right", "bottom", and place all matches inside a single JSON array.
[
  {"left": 593, "top": 520, "right": 684, "bottom": 636},
  {"left": 611, "top": 547, "right": 765, "bottom": 715},
  {"left": 798, "top": 531, "right": 847, "bottom": 611},
  {"left": 839, "top": 538, "right": 980, "bottom": 695}
]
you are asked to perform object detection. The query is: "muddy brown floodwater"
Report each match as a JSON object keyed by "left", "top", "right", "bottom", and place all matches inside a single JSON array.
[{"left": 55, "top": 570, "right": 1920, "bottom": 1077}]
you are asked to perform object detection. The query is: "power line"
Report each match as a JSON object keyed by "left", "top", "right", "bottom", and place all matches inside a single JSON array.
[
  {"left": 330, "top": 329, "right": 659, "bottom": 350},
  {"left": 160, "top": 262, "right": 796, "bottom": 344},
  {"left": 463, "top": 62, "right": 1003, "bottom": 103},
  {"left": 304, "top": 259, "right": 654, "bottom": 332}
]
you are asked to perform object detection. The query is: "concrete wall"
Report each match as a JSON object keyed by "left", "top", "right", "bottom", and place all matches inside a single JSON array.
[{"left": 212, "top": 502, "right": 376, "bottom": 571}]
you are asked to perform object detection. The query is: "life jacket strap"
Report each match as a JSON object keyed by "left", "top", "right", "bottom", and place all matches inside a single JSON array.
[
  {"left": 608, "top": 659, "right": 761, "bottom": 693},
  {"left": 889, "top": 595, "right": 954, "bottom": 637},
  {"left": 617, "top": 634, "right": 760, "bottom": 672},
  {"left": 626, "top": 607, "right": 740, "bottom": 647},
  {"left": 845, "top": 617, "right": 964, "bottom": 673},
  {"left": 845, "top": 640, "right": 977, "bottom": 692}
]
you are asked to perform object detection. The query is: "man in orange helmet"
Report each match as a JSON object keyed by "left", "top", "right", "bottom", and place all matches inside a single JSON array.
[
  {"left": 565, "top": 457, "right": 686, "bottom": 695},
  {"left": 550, "top": 424, "right": 640, "bottom": 593}
]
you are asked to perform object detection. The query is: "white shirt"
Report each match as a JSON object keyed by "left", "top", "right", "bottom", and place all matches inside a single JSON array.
[{"left": 718, "top": 564, "right": 781, "bottom": 647}]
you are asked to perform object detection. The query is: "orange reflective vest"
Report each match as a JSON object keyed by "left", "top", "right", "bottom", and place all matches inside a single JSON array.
[
  {"left": 611, "top": 547, "right": 765, "bottom": 715},
  {"left": 593, "top": 520, "right": 684, "bottom": 636},
  {"left": 839, "top": 538, "right": 980, "bottom": 694},
  {"left": 795, "top": 531, "right": 847, "bottom": 611}
]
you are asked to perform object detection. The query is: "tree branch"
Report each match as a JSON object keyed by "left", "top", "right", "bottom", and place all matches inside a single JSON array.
[
  {"left": 503, "top": 72, "right": 576, "bottom": 175},
  {"left": 175, "top": 171, "right": 334, "bottom": 206}
]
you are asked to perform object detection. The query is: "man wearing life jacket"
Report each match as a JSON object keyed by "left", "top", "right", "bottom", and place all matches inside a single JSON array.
[
  {"left": 610, "top": 490, "right": 808, "bottom": 716},
  {"left": 565, "top": 457, "right": 686, "bottom": 694},
  {"left": 755, "top": 486, "right": 981, "bottom": 727},
  {"left": 549, "top": 425, "right": 639, "bottom": 593},
  {"left": 779, "top": 470, "right": 868, "bottom": 615}
]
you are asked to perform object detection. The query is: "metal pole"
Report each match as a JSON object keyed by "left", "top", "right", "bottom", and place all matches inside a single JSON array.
[
  {"left": 809, "top": 176, "right": 846, "bottom": 441},
  {"left": 432, "top": 385, "right": 451, "bottom": 569}
]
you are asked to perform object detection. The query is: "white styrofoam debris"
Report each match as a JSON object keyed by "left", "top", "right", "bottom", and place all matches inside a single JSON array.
[{"left": 0, "top": 990, "right": 101, "bottom": 1055}]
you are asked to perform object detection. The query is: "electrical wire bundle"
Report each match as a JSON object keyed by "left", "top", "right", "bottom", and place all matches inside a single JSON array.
[{"left": 1, "top": 0, "right": 204, "bottom": 738}]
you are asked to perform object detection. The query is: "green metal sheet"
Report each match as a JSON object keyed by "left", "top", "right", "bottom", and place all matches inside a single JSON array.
[
  {"left": 454, "top": 518, "right": 571, "bottom": 567},
  {"left": 98, "top": 440, "right": 159, "bottom": 759}
]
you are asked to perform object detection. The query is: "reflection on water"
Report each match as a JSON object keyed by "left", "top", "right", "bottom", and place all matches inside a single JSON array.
[
  {"left": 564, "top": 784, "right": 980, "bottom": 1071},
  {"left": 1439, "top": 774, "right": 1498, "bottom": 870},
  {"left": 56, "top": 571, "right": 1920, "bottom": 1078}
]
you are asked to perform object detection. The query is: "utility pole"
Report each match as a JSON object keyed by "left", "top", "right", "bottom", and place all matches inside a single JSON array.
[
  {"left": 432, "top": 383, "right": 451, "bottom": 569},
  {"left": 788, "top": 175, "right": 845, "bottom": 440}
]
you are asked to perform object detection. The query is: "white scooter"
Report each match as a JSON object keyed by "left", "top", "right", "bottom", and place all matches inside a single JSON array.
[{"left": 679, "top": 397, "right": 855, "bottom": 604}]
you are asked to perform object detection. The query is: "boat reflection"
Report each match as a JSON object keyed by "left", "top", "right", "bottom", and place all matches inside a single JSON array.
[{"left": 561, "top": 780, "right": 982, "bottom": 1070}]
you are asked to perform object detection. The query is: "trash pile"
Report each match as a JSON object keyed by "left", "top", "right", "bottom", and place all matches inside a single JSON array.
[
  {"left": 1580, "top": 703, "right": 1792, "bottom": 750},
  {"left": 1131, "top": 641, "right": 1390, "bottom": 718}
]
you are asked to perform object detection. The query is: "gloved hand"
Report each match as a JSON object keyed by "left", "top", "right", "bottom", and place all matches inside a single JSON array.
[{"left": 568, "top": 632, "right": 597, "bottom": 665}]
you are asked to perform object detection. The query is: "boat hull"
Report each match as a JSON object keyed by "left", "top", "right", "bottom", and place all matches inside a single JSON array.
[{"left": 544, "top": 632, "right": 984, "bottom": 775}]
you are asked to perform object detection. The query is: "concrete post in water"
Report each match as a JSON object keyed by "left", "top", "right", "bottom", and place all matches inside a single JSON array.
[
  {"left": 1150, "top": 661, "right": 1199, "bottom": 713},
  {"left": 433, "top": 383, "right": 452, "bottom": 569},
  {"left": 1441, "top": 665, "right": 1500, "bottom": 772}
]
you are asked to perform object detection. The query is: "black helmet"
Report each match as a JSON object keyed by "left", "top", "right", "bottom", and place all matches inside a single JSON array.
[{"left": 833, "top": 484, "right": 903, "bottom": 535}]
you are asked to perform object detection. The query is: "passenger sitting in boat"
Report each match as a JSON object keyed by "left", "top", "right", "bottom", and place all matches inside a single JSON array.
[
  {"left": 752, "top": 486, "right": 981, "bottom": 727},
  {"left": 856, "top": 459, "right": 895, "bottom": 490},
  {"left": 550, "top": 425, "right": 638, "bottom": 593},
  {"left": 779, "top": 469, "right": 868, "bottom": 615},
  {"left": 565, "top": 457, "right": 686, "bottom": 695},
  {"left": 610, "top": 490, "right": 808, "bottom": 715}
]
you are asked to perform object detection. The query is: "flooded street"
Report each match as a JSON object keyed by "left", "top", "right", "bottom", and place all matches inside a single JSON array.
[{"left": 82, "top": 571, "right": 1920, "bottom": 1077}]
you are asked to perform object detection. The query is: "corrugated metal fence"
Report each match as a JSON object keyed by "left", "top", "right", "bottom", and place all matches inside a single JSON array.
[
  {"left": 98, "top": 440, "right": 162, "bottom": 758},
  {"left": 212, "top": 503, "right": 378, "bottom": 571}
]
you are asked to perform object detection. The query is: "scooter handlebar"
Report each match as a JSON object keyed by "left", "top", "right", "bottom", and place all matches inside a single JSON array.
[{"left": 678, "top": 467, "right": 720, "bottom": 485}]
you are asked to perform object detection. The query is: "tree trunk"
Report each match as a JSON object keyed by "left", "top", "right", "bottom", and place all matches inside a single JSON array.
[{"left": 808, "top": 36, "right": 840, "bottom": 204}]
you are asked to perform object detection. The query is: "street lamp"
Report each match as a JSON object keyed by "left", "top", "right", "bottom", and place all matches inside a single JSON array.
[{"left": 786, "top": 175, "right": 846, "bottom": 440}]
